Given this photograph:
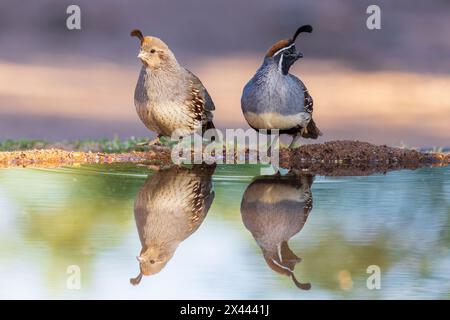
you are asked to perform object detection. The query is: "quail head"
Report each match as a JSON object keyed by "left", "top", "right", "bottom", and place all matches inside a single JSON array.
[
  {"left": 240, "top": 173, "right": 314, "bottom": 290},
  {"left": 241, "top": 25, "right": 322, "bottom": 148},
  {"left": 131, "top": 29, "right": 215, "bottom": 145}
]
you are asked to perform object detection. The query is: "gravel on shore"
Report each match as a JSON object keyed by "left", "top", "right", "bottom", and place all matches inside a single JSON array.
[{"left": 1, "top": 140, "right": 448, "bottom": 176}]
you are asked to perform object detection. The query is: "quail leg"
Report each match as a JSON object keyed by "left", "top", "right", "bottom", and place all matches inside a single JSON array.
[
  {"left": 137, "top": 135, "right": 162, "bottom": 147},
  {"left": 267, "top": 134, "right": 280, "bottom": 157},
  {"left": 289, "top": 134, "right": 302, "bottom": 149}
]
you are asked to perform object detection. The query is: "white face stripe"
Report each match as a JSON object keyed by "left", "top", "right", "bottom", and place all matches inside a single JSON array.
[
  {"left": 278, "top": 53, "right": 284, "bottom": 72},
  {"left": 272, "top": 259, "right": 294, "bottom": 272},
  {"left": 274, "top": 43, "right": 295, "bottom": 73},
  {"left": 273, "top": 43, "right": 295, "bottom": 57},
  {"left": 277, "top": 243, "right": 283, "bottom": 262}
]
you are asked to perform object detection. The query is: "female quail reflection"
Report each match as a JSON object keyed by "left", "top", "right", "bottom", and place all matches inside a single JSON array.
[
  {"left": 130, "top": 164, "right": 215, "bottom": 285},
  {"left": 240, "top": 173, "right": 314, "bottom": 290}
]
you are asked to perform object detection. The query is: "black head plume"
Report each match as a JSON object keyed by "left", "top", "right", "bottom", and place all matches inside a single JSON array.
[
  {"left": 291, "top": 25, "right": 313, "bottom": 42},
  {"left": 130, "top": 272, "right": 143, "bottom": 286},
  {"left": 130, "top": 29, "right": 144, "bottom": 44},
  {"left": 292, "top": 274, "right": 312, "bottom": 290}
]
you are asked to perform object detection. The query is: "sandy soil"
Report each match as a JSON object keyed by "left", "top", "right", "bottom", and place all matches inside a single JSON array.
[{"left": 0, "top": 147, "right": 172, "bottom": 169}]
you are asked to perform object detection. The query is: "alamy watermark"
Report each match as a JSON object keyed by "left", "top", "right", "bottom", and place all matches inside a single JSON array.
[
  {"left": 66, "top": 265, "right": 81, "bottom": 290},
  {"left": 169, "top": 128, "right": 280, "bottom": 170},
  {"left": 366, "top": 265, "right": 381, "bottom": 290},
  {"left": 366, "top": 5, "right": 381, "bottom": 30},
  {"left": 66, "top": 5, "right": 81, "bottom": 30}
]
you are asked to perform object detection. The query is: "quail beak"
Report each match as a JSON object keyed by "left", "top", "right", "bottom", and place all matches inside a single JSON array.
[
  {"left": 137, "top": 51, "right": 147, "bottom": 65},
  {"left": 296, "top": 51, "right": 304, "bottom": 59}
]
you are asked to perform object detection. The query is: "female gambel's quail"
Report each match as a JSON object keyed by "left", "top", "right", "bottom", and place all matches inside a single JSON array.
[
  {"left": 241, "top": 25, "right": 322, "bottom": 148},
  {"left": 240, "top": 174, "right": 314, "bottom": 290},
  {"left": 130, "top": 164, "right": 215, "bottom": 285},
  {"left": 131, "top": 29, "right": 215, "bottom": 145}
]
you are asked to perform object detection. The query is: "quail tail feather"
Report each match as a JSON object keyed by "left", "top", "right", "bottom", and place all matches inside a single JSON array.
[{"left": 301, "top": 118, "right": 322, "bottom": 139}]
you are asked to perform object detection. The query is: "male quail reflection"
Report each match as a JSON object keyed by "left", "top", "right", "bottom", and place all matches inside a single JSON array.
[
  {"left": 241, "top": 25, "right": 322, "bottom": 148},
  {"left": 240, "top": 174, "right": 314, "bottom": 290},
  {"left": 130, "top": 164, "right": 215, "bottom": 285},
  {"left": 131, "top": 29, "right": 215, "bottom": 145}
]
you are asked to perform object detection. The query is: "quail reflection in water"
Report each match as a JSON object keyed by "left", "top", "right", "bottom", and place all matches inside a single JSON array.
[
  {"left": 240, "top": 173, "right": 314, "bottom": 290},
  {"left": 130, "top": 164, "right": 216, "bottom": 285}
]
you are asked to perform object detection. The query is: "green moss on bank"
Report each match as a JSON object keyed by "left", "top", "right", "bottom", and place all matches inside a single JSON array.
[{"left": 0, "top": 137, "right": 150, "bottom": 153}]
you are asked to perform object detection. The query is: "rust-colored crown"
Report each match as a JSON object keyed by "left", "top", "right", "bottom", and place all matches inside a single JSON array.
[
  {"left": 266, "top": 25, "right": 313, "bottom": 57},
  {"left": 130, "top": 29, "right": 170, "bottom": 51},
  {"left": 266, "top": 39, "right": 293, "bottom": 57}
]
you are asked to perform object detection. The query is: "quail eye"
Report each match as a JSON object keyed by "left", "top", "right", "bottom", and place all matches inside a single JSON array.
[
  {"left": 283, "top": 50, "right": 290, "bottom": 56},
  {"left": 150, "top": 49, "right": 156, "bottom": 53}
]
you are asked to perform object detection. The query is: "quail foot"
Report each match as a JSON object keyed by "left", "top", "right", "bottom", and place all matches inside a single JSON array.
[
  {"left": 241, "top": 25, "right": 322, "bottom": 149},
  {"left": 131, "top": 29, "right": 215, "bottom": 146}
]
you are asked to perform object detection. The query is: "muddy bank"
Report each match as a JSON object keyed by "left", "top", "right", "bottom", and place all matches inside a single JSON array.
[
  {"left": 279, "top": 140, "right": 450, "bottom": 176},
  {"left": 0, "top": 140, "right": 448, "bottom": 176}
]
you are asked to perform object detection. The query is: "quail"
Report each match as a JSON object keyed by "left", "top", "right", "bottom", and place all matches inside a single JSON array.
[
  {"left": 130, "top": 164, "right": 215, "bottom": 285},
  {"left": 240, "top": 173, "right": 314, "bottom": 290},
  {"left": 131, "top": 29, "right": 215, "bottom": 145},
  {"left": 241, "top": 25, "right": 322, "bottom": 148}
]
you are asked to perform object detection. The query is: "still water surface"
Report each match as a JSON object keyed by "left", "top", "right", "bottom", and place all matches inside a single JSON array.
[{"left": 0, "top": 164, "right": 449, "bottom": 299}]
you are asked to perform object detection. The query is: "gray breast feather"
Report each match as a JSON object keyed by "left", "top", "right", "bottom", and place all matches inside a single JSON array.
[
  {"left": 241, "top": 65, "right": 306, "bottom": 116},
  {"left": 134, "top": 67, "right": 147, "bottom": 103},
  {"left": 133, "top": 66, "right": 215, "bottom": 135}
]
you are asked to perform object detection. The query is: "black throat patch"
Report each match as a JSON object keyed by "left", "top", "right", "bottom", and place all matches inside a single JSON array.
[{"left": 272, "top": 44, "right": 298, "bottom": 75}]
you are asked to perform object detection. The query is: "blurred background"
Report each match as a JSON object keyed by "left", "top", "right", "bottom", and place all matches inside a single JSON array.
[{"left": 0, "top": 0, "right": 449, "bottom": 147}]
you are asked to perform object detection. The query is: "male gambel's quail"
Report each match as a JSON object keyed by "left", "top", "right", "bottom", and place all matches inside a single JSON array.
[
  {"left": 131, "top": 29, "right": 215, "bottom": 145},
  {"left": 241, "top": 25, "right": 322, "bottom": 148}
]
